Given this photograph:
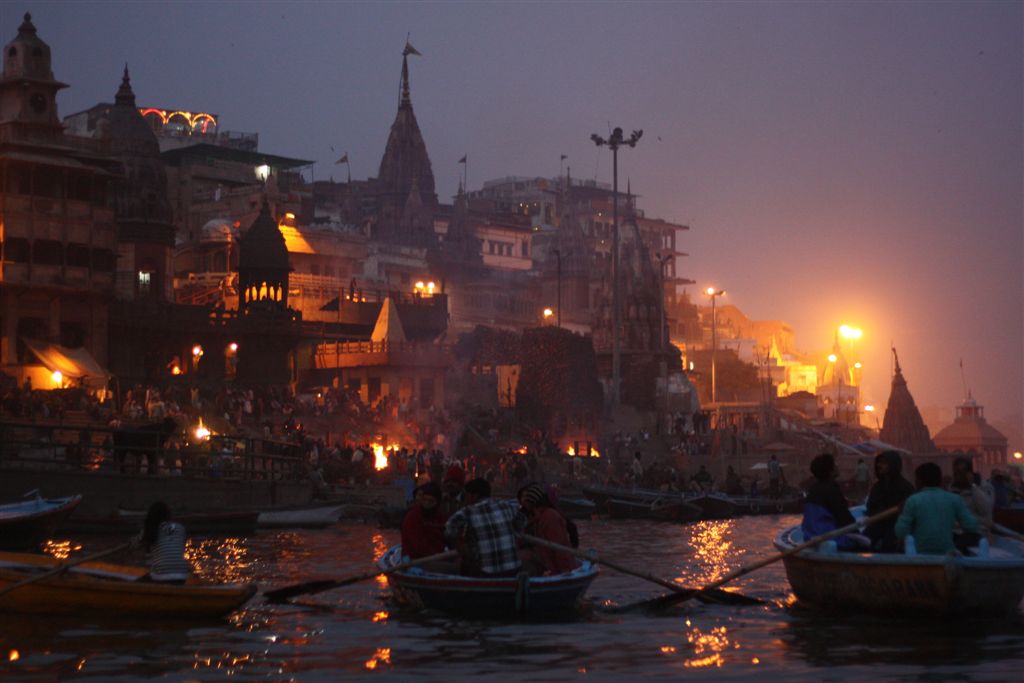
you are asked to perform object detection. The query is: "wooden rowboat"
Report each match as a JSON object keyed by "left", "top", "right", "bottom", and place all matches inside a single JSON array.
[
  {"left": 689, "top": 493, "right": 740, "bottom": 519},
  {"left": 774, "top": 514, "right": 1024, "bottom": 615},
  {"left": 607, "top": 497, "right": 702, "bottom": 523},
  {"left": 0, "top": 551, "right": 256, "bottom": 618},
  {"left": 378, "top": 545, "right": 598, "bottom": 617},
  {"left": 0, "top": 494, "right": 82, "bottom": 550},
  {"left": 257, "top": 503, "right": 345, "bottom": 529}
]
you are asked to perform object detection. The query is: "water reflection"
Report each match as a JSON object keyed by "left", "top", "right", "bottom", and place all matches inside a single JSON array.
[
  {"left": 2, "top": 517, "right": 1021, "bottom": 681},
  {"left": 41, "top": 539, "right": 81, "bottom": 560},
  {"left": 687, "top": 520, "right": 736, "bottom": 584}
]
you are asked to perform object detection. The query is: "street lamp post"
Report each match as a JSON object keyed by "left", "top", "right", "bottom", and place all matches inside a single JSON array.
[
  {"left": 553, "top": 248, "right": 562, "bottom": 328},
  {"left": 591, "top": 127, "right": 642, "bottom": 407},
  {"left": 705, "top": 287, "right": 724, "bottom": 404}
]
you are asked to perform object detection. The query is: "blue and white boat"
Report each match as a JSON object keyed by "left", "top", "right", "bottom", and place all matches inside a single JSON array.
[
  {"left": 0, "top": 492, "right": 82, "bottom": 550},
  {"left": 377, "top": 545, "right": 598, "bottom": 617}
]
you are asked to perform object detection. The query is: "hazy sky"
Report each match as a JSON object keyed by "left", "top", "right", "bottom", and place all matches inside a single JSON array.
[{"left": 9, "top": 1, "right": 1022, "bottom": 443}]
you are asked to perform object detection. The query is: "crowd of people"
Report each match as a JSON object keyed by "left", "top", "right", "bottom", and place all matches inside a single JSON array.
[{"left": 801, "top": 450, "right": 1022, "bottom": 556}]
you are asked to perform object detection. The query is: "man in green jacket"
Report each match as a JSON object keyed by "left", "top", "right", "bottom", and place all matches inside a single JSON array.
[{"left": 895, "top": 462, "right": 980, "bottom": 555}]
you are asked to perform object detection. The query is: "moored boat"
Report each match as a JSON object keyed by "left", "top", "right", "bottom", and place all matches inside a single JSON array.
[
  {"left": 0, "top": 493, "right": 82, "bottom": 550},
  {"left": 774, "top": 516, "right": 1024, "bottom": 615},
  {"left": 114, "top": 508, "right": 259, "bottom": 535},
  {"left": 729, "top": 494, "right": 804, "bottom": 516},
  {"left": 607, "top": 497, "right": 702, "bottom": 523},
  {"left": 690, "top": 493, "right": 740, "bottom": 519},
  {"left": 257, "top": 503, "right": 345, "bottom": 529},
  {"left": 0, "top": 551, "right": 256, "bottom": 618},
  {"left": 378, "top": 545, "right": 598, "bottom": 617}
]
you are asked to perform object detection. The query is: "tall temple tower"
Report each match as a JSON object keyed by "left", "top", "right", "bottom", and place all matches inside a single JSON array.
[
  {"left": 375, "top": 44, "right": 438, "bottom": 245},
  {"left": 880, "top": 349, "right": 936, "bottom": 455},
  {"left": 105, "top": 66, "right": 175, "bottom": 301}
]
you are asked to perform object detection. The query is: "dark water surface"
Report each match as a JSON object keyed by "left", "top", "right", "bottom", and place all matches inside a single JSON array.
[{"left": 1, "top": 515, "right": 1021, "bottom": 681}]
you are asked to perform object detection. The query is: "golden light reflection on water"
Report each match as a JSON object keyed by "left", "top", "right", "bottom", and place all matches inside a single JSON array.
[
  {"left": 372, "top": 611, "right": 389, "bottom": 623},
  {"left": 371, "top": 532, "right": 389, "bottom": 588},
  {"left": 687, "top": 520, "right": 736, "bottom": 584},
  {"left": 683, "top": 624, "right": 733, "bottom": 669},
  {"left": 41, "top": 539, "right": 81, "bottom": 561},
  {"left": 364, "top": 647, "right": 391, "bottom": 670},
  {"left": 185, "top": 537, "right": 251, "bottom": 583}
]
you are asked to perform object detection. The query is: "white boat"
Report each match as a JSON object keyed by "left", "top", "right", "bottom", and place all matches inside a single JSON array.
[
  {"left": 774, "top": 508, "right": 1024, "bottom": 615},
  {"left": 257, "top": 504, "right": 345, "bottom": 529}
]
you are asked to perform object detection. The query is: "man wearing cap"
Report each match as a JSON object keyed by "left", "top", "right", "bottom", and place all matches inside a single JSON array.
[
  {"left": 441, "top": 464, "right": 466, "bottom": 516},
  {"left": 445, "top": 478, "right": 526, "bottom": 577}
]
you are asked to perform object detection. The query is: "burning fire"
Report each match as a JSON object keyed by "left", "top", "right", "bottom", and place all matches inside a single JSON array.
[
  {"left": 566, "top": 445, "right": 600, "bottom": 458},
  {"left": 370, "top": 443, "right": 400, "bottom": 471},
  {"left": 515, "top": 446, "right": 529, "bottom": 455},
  {"left": 194, "top": 418, "right": 211, "bottom": 441}
]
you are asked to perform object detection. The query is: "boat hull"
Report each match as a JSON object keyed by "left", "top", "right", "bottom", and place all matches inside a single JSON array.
[
  {"left": 257, "top": 504, "right": 345, "bottom": 529},
  {"left": 0, "top": 495, "right": 82, "bottom": 550},
  {"left": 775, "top": 526, "right": 1024, "bottom": 615},
  {"left": 0, "top": 552, "right": 256, "bottom": 618},
  {"left": 607, "top": 498, "right": 701, "bottom": 523},
  {"left": 379, "top": 546, "right": 597, "bottom": 618}
]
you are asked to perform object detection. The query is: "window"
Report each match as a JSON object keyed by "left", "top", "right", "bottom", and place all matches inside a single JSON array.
[
  {"left": 419, "top": 378, "right": 434, "bottom": 409},
  {"left": 368, "top": 377, "right": 381, "bottom": 404},
  {"left": 310, "top": 264, "right": 320, "bottom": 276},
  {"left": 32, "top": 240, "right": 62, "bottom": 266},
  {"left": 66, "top": 243, "right": 90, "bottom": 267},
  {"left": 521, "top": 241, "right": 528, "bottom": 257},
  {"left": 138, "top": 270, "right": 152, "bottom": 295},
  {"left": 3, "top": 239, "right": 30, "bottom": 263},
  {"left": 32, "top": 166, "right": 62, "bottom": 199},
  {"left": 91, "top": 248, "right": 116, "bottom": 272}
]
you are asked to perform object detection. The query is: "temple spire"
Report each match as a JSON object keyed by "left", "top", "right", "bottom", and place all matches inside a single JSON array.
[
  {"left": 115, "top": 63, "right": 135, "bottom": 106},
  {"left": 399, "top": 38, "right": 421, "bottom": 108}
]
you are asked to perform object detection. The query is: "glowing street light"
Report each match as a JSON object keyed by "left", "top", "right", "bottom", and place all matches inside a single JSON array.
[
  {"left": 592, "top": 126, "right": 642, "bottom": 407},
  {"left": 705, "top": 287, "right": 725, "bottom": 404},
  {"left": 839, "top": 325, "right": 863, "bottom": 340},
  {"left": 542, "top": 307, "right": 554, "bottom": 321}
]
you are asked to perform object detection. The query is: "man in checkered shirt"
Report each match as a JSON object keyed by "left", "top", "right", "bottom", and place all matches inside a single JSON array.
[{"left": 445, "top": 478, "right": 526, "bottom": 576}]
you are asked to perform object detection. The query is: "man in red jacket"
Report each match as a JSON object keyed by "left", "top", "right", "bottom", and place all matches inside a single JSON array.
[{"left": 401, "top": 482, "right": 448, "bottom": 560}]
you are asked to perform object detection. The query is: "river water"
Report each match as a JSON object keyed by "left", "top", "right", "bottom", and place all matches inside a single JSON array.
[{"left": 1, "top": 515, "right": 1021, "bottom": 681}]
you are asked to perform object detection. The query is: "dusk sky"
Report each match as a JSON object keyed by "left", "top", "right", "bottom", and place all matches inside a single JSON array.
[{"left": 9, "top": 1, "right": 1022, "bottom": 444}]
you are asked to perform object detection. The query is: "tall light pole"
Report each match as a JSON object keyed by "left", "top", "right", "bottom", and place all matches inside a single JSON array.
[
  {"left": 553, "top": 248, "right": 563, "bottom": 328},
  {"left": 591, "top": 127, "right": 642, "bottom": 407},
  {"left": 705, "top": 287, "right": 724, "bottom": 404}
]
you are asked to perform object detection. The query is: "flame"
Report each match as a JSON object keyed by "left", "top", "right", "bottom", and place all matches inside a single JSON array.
[
  {"left": 515, "top": 446, "right": 529, "bottom": 455},
  {"left": 567, "top": 446, "right": 575, "bottom": 456},
  {"left": 370, "top": 443, "right": 400, "bottom": 471},
  {"left": 364, "top": 647, "right": 391, "bottom": 670},
  {"left": 194, "top": 417, "right": 211, "bottom": 441},
  {"left": 9, "top": 650, "right": 19, "bottom": 662},
  {"left": 566, "top": 444, "right": 600, "bottom": 458}
]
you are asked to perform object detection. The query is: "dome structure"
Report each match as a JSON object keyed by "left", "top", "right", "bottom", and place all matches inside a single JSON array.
[
  {"left": 200, "top": 218, "right": 236, "bottom": 244},
  {"left": 237, "top": 199, "right": 291, "bottom": 311}
]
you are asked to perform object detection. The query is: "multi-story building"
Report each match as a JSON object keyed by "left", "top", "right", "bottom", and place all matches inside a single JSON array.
[{"left": 0, "top": 14, "right": 117, "bottom": 387}]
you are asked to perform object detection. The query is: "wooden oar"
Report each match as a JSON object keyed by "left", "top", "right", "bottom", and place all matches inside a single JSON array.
[
  {"left": 991, "top": 522, "right": 1024, "bottom": 543},
  {"left": 518, "top": 533, "right": 761, "bottom": 606},
  {"left": 264, "top": 549, "right": 458, "bottom": 603},
  {"left": 615, "top": 505, "right": 902, "bottom": 612},
  {"left": 0, "top": 542, "right": 131, "bottom": 599}
]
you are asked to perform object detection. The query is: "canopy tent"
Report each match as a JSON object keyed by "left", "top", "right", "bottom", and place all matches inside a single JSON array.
[{"left": 23, "top": 339, "right": 110, "bottom": 384}]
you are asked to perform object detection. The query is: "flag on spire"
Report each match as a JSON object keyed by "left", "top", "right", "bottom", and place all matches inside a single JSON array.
[
  {"left": 458, "top": 155, "right": 467, "bottom": 164},
  {"left": 404, "top": 40, "right": 421, "bottom": 57},
  {"left": 560, "top": 154, "right": 567, "bottom": 161},
  {"left": 335, "top": 153, "right": 348, "bottom": 164}
]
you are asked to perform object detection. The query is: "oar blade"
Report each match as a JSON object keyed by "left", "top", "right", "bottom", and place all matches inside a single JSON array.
[
  {"left": 604, "top": 587, "right": 763, "bottom": 614},
  {"left": 264, "top": 579, "right": 342, "bottom": 603}
]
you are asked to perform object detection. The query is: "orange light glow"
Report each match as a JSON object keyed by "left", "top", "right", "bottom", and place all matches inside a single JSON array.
[
  {"left": 683, "top": 625, "right": 731, "bottom": 669},
  {"left": 364, "top": 647, "right": 391, "bottom": 670},
  {"left": 372, "top": 611, "right": 389, "bottom": 623},
  {"left": 170, "top": 364, "right": 182, "bottom": 375},
  {"left": 9, "top": 650, "right": 20, "bottom": 662},
  {"left": 515, "top": 446, "right": 529, "bottom": 455},
  {"left": 1014, "top": 451, "right": 1022, "bottom": 460},
  {"left": 370, "top": 443, "right": 400, "bottom": 471},
  {"left": 827, "top": 353, "right": 837, "bottom": 363},
  {"left": 194, "top": 418, "right": 211, "bottom": 441}
]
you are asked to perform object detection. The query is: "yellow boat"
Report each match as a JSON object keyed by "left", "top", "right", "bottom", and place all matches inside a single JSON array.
[{"left": 0, "top": 551, "right": 256, "bottom": 618}]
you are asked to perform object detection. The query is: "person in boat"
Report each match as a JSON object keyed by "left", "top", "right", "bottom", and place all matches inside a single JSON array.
[
  {"left": 950, "top": 456, "right": 993, "bottom": 553},
  {"left": 631, "top": 452, "right": 644, "bottom": 487},
  {"left": 441, "top": 464, "right": 466, "bottom": 516},
  {"left": 802, "top": 454, "right": 864, "bottom": 550},
  {"left": 864, "top": 450, "right": 916, "bottom": 552},
  {"left": 517, "top": 484, "right": 579, "bottom": 575},
  {"left": 400, "top": 482, "right": 449, "bottom": 560},
  {"left": 692, "top": 465, "right": 714, "bottom": 492},
  {"left": 444, "top": 478, "right": 526, "bottom": 577},
  {"left": 137, "top": 501, "right": 191, "bottom": 584},
  {"left": 895, "top": 462, "right": 980, "bottom": 555},
  {"left": 725, "top": 466, "right": 743, "bottom": 495}
]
